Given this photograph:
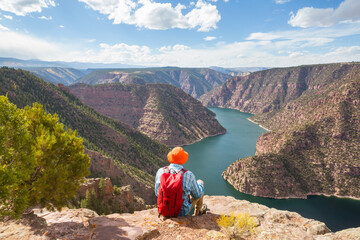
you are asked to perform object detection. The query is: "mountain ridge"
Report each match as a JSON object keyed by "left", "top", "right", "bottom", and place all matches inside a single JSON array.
[
  {"left": 23, "top": 67, "right": 86, "bottom": 85},
  {"left": 69, "top": 83, "right": 226, "bottom": 146},
  {"left": 76, "top": 67, "right": 231, "bottom": 98}
]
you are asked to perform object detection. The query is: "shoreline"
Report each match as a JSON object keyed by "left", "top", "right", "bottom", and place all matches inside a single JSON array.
[
  {"left": 224, "top": 177, "right": 360, "bottom": 201},
  {"left": 308, "top": 192, "right": 360, "bottom": 201},
  {"left": 207, "top": 106, "right": 271, "bottom": 132},
  {"left": 246, "top": 117, "right": 271, "bottom": 132},
  {"left": 178, "top": 129, "right": 227, "bottom": 147}
]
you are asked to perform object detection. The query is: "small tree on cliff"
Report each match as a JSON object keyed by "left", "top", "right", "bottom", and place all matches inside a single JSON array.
[{"left": 0, "top": 95, "right": 90, "bottom": 218}]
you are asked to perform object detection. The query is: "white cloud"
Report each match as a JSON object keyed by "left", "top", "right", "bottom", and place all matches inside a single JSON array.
[
  {"left": 289, "top": 0, "right": 360, "bottom": 28},
  {"left": 78, "top": 0, "right": 220, "bottom": 31},
  {"left": 39, "top": 15, "right": 52, "bottom": 20},
  {"left": 132, "top": 2, "right": 189, "bottom": 30},
  {"left": 0, "top": 0, "right": 55, "bottom": 16},
  {"left": 0, "top": 24, "right": 8, "bottom": 31},
  {"left": 0, "top": 28, "right": 63, "bottom": 60},
  {"left": 247, "top": 32, "right": 281, "bottom": 41},
  {"left": 159, "top": 46, "right": 172, "bottom": 52},
  {"left": 1, "top": 18, "right": 360, "bottom": 68},
  {"left": 204, "top": 36, "right": 216, "bottom": 41},
  {"left": 173, "top": 44, "right": 190, "bottom": 51},
  {"left": 186, "top": 0, "right": 221, "bottom": 31},
  {"left": 64, "top": 36, "right": 360, "bottom": 68},
  {"left": 79, "top": 42, "right": 155, "bottom": 63},
  {"left": 159, "top": 44, "right": 190, "bottom": 52},
  {"left": 59, "top": 25, "right": 64, "bottom": 28},
  {"left": 274, "top": 0, "right": 290, "bottom": 4},
  {"left": 4, "top": 15, "right": 13, "bottom": 20}
]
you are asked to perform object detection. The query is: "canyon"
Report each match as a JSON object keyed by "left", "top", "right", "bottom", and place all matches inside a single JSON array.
[{"left": 201, "top": 62, "right": 360, "bottom": 199}]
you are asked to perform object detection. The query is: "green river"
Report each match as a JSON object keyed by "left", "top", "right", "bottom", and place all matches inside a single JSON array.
[{"left": 183, "top": 107, "right": 360, "bottom": 231}]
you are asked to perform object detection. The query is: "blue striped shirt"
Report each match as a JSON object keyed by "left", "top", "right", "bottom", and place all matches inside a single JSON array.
[{"left": 155, "top": 163, "right": 204, "bottom": 216}]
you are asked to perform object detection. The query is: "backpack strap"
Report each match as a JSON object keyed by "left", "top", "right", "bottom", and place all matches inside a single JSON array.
[
  {"left": 163, "top": 167, "right": 187, "bottom": 175},
  {"left": 177, "top": 168, "right": 187, "bottom": 175}
]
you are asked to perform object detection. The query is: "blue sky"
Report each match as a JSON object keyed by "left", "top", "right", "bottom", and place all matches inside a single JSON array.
[{"left": 0, "top": 0, "right": 359, "bottom": 67}]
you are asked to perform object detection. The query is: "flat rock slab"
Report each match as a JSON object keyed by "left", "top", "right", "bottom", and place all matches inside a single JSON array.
[{"left": 1, "top": 196, "right": 360, "bottom": 239}]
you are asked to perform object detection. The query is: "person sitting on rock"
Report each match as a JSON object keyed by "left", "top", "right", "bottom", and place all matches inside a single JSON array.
[{"left": 155, "top": 146, "right": 206, "bottom": 217}]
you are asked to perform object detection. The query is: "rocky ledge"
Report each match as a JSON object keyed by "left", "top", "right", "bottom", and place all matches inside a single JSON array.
[{"left": 1, "top": 196, "right": 359, "bottom": 240}]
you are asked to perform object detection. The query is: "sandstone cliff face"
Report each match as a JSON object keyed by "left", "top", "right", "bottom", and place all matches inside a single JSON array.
[
  {"left": 76, "top": 67, "right": 230, "bottom": 98},
  {"left": 69, "top": 83, "right": 226, "bottom": 146},
  {"left": 2, "top": 196, "right": 359, "bottom": 240},
  {"left": 223, "top": 77, "right": 360, "bottom": 199},
  {"left": 201, "top": 63, "right": 360, "bottom": 199},
  {"left": 86, "top": 149, "right": 156, "bottom": 204},
  {"left": 200, "top": 63, "right": 360, "bottom": 114}
]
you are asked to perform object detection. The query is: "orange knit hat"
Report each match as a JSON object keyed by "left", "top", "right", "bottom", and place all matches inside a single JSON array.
[{"left": 167, "top": 147, "right": 188, "bottom": 165}]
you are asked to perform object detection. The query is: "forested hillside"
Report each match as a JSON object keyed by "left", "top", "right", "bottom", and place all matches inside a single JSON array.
[
  {"left": 0, "top": 67, "right": 169, "bottom": 199},
  {"left": 24, "top": 67, "right": 86, "bottom": 85}
]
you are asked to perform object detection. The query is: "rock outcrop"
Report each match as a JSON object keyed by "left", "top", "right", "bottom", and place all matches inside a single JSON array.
[
  {"left": 75, "top": 178, "right": 146, "bottom": 214},
  {"left": 76, "top": 67, "right": 230, "bottom": 99},
  {"left": 1, "top": 196, "right": 359, "bottom": 240},
  {"left": 201, "top": 63, "right": 360, "bottom": 199},
  {"left": 69, "top": 83, "right": 226, "bottom": 146}
]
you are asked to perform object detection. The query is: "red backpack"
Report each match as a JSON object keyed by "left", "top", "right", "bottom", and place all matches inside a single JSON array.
[{"left": 157, "top": 167, "right": 187, "bottom": 218}]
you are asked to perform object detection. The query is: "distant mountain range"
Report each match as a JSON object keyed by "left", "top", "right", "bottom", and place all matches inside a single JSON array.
[
  {"left": 209, "top": 66, "right": 267, "bottom": 76},
  {"left": 0, "top": 57, "right": 144, "bottom": 69},
  {"left": 201, "top": 62, "right": 360, "bottom": 199},
  {"left": 75, "top": 67, "right": 231, "bottom": 98},
  {"left": 0, "top": 58, "right": 233, "bottom": 98}
]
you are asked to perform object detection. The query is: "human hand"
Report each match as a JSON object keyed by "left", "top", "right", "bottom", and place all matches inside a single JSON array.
[{"left": 198, "top": 179, "right": 204, "bottom": 186}]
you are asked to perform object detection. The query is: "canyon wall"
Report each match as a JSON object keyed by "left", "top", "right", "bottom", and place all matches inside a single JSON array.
[
  {"left": 69, "top": 83, "right": 226, "bottom": 146},
  {"left": 201, "top": 63, "right": 360, "bottom": 199}
]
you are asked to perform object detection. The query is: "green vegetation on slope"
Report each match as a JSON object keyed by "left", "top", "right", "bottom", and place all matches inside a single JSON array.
[
  {"left": 24, "top": 67, "right": 86, "bottom": 85},
  {"left": 0, "top": 67, "right": 169, "bottom": 187}
]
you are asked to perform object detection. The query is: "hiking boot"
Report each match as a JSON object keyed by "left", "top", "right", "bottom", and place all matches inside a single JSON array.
[{"left": 198, "top": 204, "right": 207, "bottom": 215}]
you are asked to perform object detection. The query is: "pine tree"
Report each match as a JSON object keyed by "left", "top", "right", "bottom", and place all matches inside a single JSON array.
[
  {"left": 81, "top": 189, "right": 91, "bottom": 209},
  {"left": 0, "top": 95, "right": 34, "bottom": 218},
  {"left": 0, "top": 95, "right": 90, "bottom": 218},
  {"left": 98, "top": 178, "right": 106, "bottom": 198}
]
